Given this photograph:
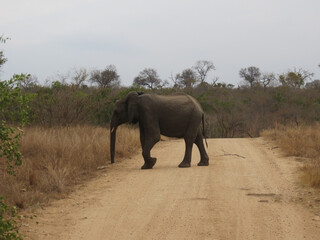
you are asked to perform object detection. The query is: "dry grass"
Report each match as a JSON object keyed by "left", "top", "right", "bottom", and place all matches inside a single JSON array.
[
  {"left": 262, "top": 123, "right": 320, "bottom": 187},
  {"left": 0, "top": 125, "right": 140, "bottom": 208}
]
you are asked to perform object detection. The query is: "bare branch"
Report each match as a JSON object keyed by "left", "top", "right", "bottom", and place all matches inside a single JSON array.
[{"left": 193, "top": 60, "right": 215, "bottom": 83}]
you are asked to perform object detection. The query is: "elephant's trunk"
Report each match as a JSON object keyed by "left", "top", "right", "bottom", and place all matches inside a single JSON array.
[{"left": 110, "top": 125, "right": 117, "bottom": 164}]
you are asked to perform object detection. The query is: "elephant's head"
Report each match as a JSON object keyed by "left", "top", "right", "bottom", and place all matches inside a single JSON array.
[{"left": 110, "top": 91, "right": 140, "bottom": 163}]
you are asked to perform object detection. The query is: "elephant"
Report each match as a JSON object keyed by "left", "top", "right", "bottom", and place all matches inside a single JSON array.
[{"left": 110, "top": 91, "right": 209, "bottom": 169}]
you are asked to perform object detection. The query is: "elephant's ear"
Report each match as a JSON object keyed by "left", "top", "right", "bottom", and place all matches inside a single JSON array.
[{"left": 126, "top": 92, "right": 139, "bottom": 123}]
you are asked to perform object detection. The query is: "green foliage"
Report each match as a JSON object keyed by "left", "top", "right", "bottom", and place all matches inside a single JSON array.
[
  {"left": 30, "top": 85, "right": 92, "bottom": 126},
  {"left": 6, "top": 75, "right": 320, "bottom": 137},
  {"left": 117, "top": 86, "right": 147, "bottom": 99},
  {"left": 0, "top": 123, "right": 23, "bottom": 175},
  {"left": 0, "top": 197, "right": 22, "bottom": 240},
  {"left": 273, "top": 91, "right": 285, "bottom": 106},
  {"left": 0, "top": 75, "right": 32, "bottom": 123},
  {"left": 1, "top": 37, "right": 27, "bottom": 240},
  {"left": 0, "top": 51, "right": 7, "bottom": 68},
  {"left": 90, "top": 65, "right": 120, "bottom": 88},
  {"left": 279, "top": 72, "right": 304, "bottom": 88},
  {"left": 174, "top": 68, "right": 198, "bottom": 88},
  {"left": 0, "top": 74, "right": 33, "bottom": 175},
  {"left": 213, "top": 98, "right": 235, "bottom": 114},
  {"left": 196, "top": 94, "right": 212, "bottom": 112},
  {"left": 51, "top": 81, "right": 67, "bottom": 90},
  {"left": 89, "top": 88, "right": 114, "bottom": 125},
  {"left": 279, "top": 68, "right": 314, "bottom": 88},
  {"left": 133, "top": 68, "right": 164, "bottom": 90},
  {"left": 0, "top": 35, "right": 9, "bottom": 69},
  {"left": 239, "top": 66, "right": 261, "bottom": 88}
]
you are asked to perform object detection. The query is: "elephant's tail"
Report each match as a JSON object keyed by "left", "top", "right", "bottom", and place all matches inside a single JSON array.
[{"left": 202, "top": 114, "right": 208, "bottom": 148}]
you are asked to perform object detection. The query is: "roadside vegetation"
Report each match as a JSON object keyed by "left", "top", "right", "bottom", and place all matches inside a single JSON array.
[
  {"left": 1, "top": 125, "right": 139, "bottom": 208},
  {"left": 262, "top": 124, "right": 320, "bottom": 187}
]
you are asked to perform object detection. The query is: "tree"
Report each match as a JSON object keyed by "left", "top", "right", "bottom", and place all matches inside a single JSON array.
[
  {"left": 279, "top": 68, "right": 314, "bottom": 88},
  {"left": 215, "top": 82, "right": 234, "bottom": 88},
  {"left": 133, "top": 68, "right": 162, "bottom": 90},
  {"left": 90, "top": 65, "right": 120, "bottom": 88},
  {"left": 173, "top": 68, "right": 198, "bottom": 88},
  {"left": 260, "top": 72, "right": 276, "bottom": 89},
  {"left": 0, "top": 50, "right": 6, "bottom": 70},
  {"left": 0, "top": 75, "right": 31, "bottom": 240},
  {"left": 305, "top": 80, "right": 320, "bottom": 89},
  {"left": 72, "top": 67, "right": 89, "bottom": 87},
  {"left": 0, "top": 37, "right": 31, "bottom": 240},
  {"left": 0, "top": 39, "right": 32, "bottom": 174},
  {"left": 0, "top": 35, "right": 9, "bottom": 70},
  {"left": 0, "top": 75, "right": 33, "bottom": 174},
  {"left": 239, "top": 66, "right": 261, "bottom": 88},
  {"left": 192, "top": 60, "right": 215, "bottom": 83},
  {"left": 17, "top": 74, "right": 38, "bottom": 90}
]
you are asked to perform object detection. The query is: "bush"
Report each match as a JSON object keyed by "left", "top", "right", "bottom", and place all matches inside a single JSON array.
[
  {"left": 0, "top": 197, "right": 22, "bottom": 240},
  {"left": 0, "top": 75, "right": 33, "bottom": 239}
]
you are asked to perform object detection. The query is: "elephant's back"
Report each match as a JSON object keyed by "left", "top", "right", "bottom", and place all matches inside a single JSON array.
[
  {"left": 151, "top": 94, "right": 202, "bottom": 115},
  {"left": 155, "top": 94, "right": 200, "bottom": 107}
]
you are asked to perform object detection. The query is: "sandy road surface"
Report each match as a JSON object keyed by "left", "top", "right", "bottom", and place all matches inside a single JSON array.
[{"left": 22, "top": 138, "right": 320, "bottom": 239}]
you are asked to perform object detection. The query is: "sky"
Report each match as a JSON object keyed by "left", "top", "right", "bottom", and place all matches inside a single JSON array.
[{"left": 1, "top": 0, "right": 320, "bottom": 86}]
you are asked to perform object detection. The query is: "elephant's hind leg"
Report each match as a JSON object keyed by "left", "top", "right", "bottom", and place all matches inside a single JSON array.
[{"left": 195, "top": 131, "right": 209, "bottom": 166}]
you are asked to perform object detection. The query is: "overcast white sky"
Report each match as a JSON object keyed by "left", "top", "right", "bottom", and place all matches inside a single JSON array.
[{"left": 1, "top": 0, "right": 319, "bottom": 86}]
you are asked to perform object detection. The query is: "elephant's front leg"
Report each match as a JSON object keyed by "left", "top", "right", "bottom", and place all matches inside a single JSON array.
[
  {"left": 140, "top": 126, "right": 159, "bottom": 169},
  {"left": 141, "top": 147, "right": 157, "bottom": 169},
  {"left": 178, "top": 139, "right": 193, "bottom": 168}
]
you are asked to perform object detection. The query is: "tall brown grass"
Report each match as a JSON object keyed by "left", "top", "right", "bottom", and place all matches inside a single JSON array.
[
  {"left": 262, "top": 123, "right": 320, "bottom": 187},
  {"left": 0, "top": 125, "right": 140, "bottom": 208}
]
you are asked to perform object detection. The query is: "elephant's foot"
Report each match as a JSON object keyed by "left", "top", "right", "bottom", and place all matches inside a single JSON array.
[
  {"left": 141, "top": 157, "right": 157, "bottom": 169},
  {"left": 178, "top": 161, "right": 191, "bottom": 168},
  {"left": 197, "top": 158, "right": 209, "bottom": 166}
]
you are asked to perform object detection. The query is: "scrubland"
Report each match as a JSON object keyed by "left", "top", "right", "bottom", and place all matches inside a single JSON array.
[
  {"left": 262, "top": 124, "right": 320, "bottom": 187},
  {"left": 2, "top": 123, "right": 320, "bottom": 211},
  {"left": 0, "top": 125, "right": 140, "bottom": 208}
]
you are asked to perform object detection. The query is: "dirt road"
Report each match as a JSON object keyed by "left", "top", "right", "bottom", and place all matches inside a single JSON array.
[{"left": 23, "top": 138, "right": 320, "bottom": 239}]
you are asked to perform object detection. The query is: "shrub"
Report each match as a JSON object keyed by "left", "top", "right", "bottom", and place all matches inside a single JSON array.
[{"left": 0, "top": 75, "right": 33, "bottom": 239}]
